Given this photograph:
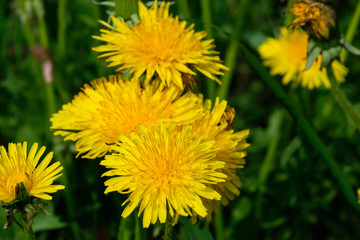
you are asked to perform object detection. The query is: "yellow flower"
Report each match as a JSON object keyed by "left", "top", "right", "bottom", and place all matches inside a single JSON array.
[
  {"left": 101, "top": 124, "right": 227, "bottom": 228},
  {"left": 92, "top": 0, "right": 228, "bottom": 89},
  {"left": 0, "top": 142, "right": 64, "bottom": 203},
  {"left": 258, "top": 27, "right": 348, "bottom": 90},
  {"left": 358, "top": 189, "right": 360, "bottom": 204},
  {"left": 190, "top": 97, "right": 250, "bottom": 220},
  {"left": 50, "top": 75, "right": 204, "bottom": 159},
  {"left": 289, "top": 0, "right": 335, "bottom": 39}
]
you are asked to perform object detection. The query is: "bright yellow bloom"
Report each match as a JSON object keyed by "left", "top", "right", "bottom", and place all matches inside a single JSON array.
[
  {"left": 289, "top": 0, "right": 335, "bottom": 39},
  {"left": 358, "top": 189, "right": 360, "bottom": 204},
  {"left": 101, "top": 124, "right": 227, "bottom": 228},
  {"left": 92, "top": 0, "right": 228, "bottom": 89},
  {"left": 190, "top": 97, "right": 250, "bottom": 220},
  {"left": 258, "top": 28, "right": 348, "bottom": 90},
  {"left": 0, "top": 142, "right": 64, "bottom": 203},
  {"left": 50, "top": 75, "right": 203, "bottom": 159}
]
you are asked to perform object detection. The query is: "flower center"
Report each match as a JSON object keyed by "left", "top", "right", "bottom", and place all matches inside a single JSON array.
[{"left": 7, "top": 173, "right": 31, "bottom": 195}]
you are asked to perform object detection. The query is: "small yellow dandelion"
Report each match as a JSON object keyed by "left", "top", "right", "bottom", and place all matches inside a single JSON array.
[
  {"left": 258, "top": 27, "right": 348, "bottom": 89},
  {"left": 0, "top": 142, "right": 64, "bottom": 203},
  {"left": 289, "top": 0, "right": 335, "bottom": 39},
  {"left": 50, "top": 75, "right": 204, "bottom": 159},
  {"left": 92, "top": 0, "right": 228, "bottom": 89},
  {"left": 190, "top": 97, "right": 250, "bottom": 220},
  {"left": 101, "top": 124, "right": 227, "bottom": 228}
]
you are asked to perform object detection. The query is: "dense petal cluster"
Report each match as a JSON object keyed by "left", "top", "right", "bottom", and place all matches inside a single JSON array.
[
  {"left": 0, "top": 142, "right": 64, "bottom": 203},
  {"left": 189, "top": 97, "right": 250, "bottom": 220},
  {"left": 258, "top": 28, "right": 348, "bottom": 89},
  {"left": 289, "top": 0, "right": 335, "bottom": 39},
  {"left": 101, "top": 124, "right": 227, "bottom": 228},
  {"left": 50, "top": 75, "right": 203, "bottom": 159},
  {"left": 92, "top": 0, "right": 228, "bottom": 89}
]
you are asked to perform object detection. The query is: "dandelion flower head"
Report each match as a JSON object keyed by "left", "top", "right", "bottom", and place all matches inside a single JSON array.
[
  {"left": 101, "top": 123, "right": 227, "bottom": 228},
  {"left": 0, "top": 142, "right": 65, "bottom": 203},
  {"left": 92, "top": 0, "right": 228, "bottom": 89},
  {"left": 289, "top": 0, "right": 335, "bottom": 39},
  {"left": 258, "top": 27, "right": 348, "bottom": 89},
  {"left": 50, "top": 75, "right": 204, "bottom": 159},
  {"left": 190, "top": 97, "right": 250, "bottom": 219}
]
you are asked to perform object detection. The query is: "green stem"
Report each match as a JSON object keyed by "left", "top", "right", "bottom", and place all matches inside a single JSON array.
[
  {"left": 23, "top": 226, "right": 37, "bottom": 240},
  {"left": 200, "top": 0, "right": 216, "bottom": 101},
  {"left": 217, "top": 0, "right": 248, "bottom": 100},
  {"left": 115, "top": 0, "right": 138, "bottom": 19},
  {"left": 214, "top": 205, "right": 225, "bottom": 240},
  {"left": 55, "top": 151, "right": 82, "bottom": 240},
  {"left": 340, "top": 0, "right": 360, "bottom": 62},
  {"left": 240, "top": 43, "right": 360, "bottom": 213},
  {"left": 0, "top": 0, "right": 6, "bottom": 73},
  {"left": 163, "top": 213, "right": 173, "bottom": 240},
  {"left": 57, "top": 0, "right": 67, "bottom": 62},
  {"left": 33, "top": 0, "right": 49, "bottom": 47},
  {"left": 327, "top": 65, "right": 360, "bottom": 132},
  {"left": 256, "top": 110, "right": 284, "bottom": 218},
  {"left": 177, "top": 0, "right": 191, "bottom": 20}
]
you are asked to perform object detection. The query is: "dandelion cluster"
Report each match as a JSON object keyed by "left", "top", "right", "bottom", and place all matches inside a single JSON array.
[
  {"left": 50, "top": 0, "right": 250, "bottom": 228},
  {"left": 258, "top": 27, "right": 348, "bottom": 89}
]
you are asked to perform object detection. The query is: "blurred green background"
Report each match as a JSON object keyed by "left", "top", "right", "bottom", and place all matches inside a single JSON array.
[{"left": 1, "top": 0, "right": 360, "bottom": 239}]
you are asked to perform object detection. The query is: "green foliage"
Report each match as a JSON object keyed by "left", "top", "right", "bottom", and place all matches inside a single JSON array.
[{"left": 1, "top": 0, "right": 360, "bottom": 239}]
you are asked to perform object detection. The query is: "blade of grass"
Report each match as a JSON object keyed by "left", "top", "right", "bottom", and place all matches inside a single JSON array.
[
  {"left": 239, "top": 42, "right": 360, "bottom": 213},
  {"left": 200, "top": 0, "right": 216, "bottom": 101},
  {"left": 115, "top": 0, "right": 138, "bottom": 19},
  {"left": 177, "top": 0, "right": 191, "bottom": 20},
  {"left": 217, "top": 0, "right": 248, "bottom": 101},
  {"left": 340, "top": 0, "right": 360, "bottom": 62},
  {"left": 57, "top": 0, "right": 67, "bottom": 63}
]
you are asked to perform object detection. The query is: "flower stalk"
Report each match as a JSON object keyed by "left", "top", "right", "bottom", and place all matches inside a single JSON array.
[
  {"left": 327, "top": 65, "right": 360, "bottom": 132},
  {"left": 163, "top": 213, "right": 173, "bottom": 240}
]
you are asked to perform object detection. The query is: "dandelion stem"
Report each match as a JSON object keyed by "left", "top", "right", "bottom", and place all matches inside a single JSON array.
[
  {"left": 217, "top": 0, "right": 248, "bottom": 101},
  {"left": 340, "top": 0, "right": 360, "bottom": 62},
  {"left": 214, "top": 205, "right": 225, "bottom": 240},
  {"left": 239, "top": 42, "right": 360, "bottom": 213},
  {"left": 21, "top": 216, "right": 36, "bottom": 240},
  {"left": 327, "top": 65, "right": 360, "bottom": 132},
  {"left": 23, "top": 226, "right": 36, "bottom": 240},
  {"left": 163, "top": 213, "right": 173, "bottom": 240},
  {"left": 200, "top": 0, "right": 216, "bottom": 101}
]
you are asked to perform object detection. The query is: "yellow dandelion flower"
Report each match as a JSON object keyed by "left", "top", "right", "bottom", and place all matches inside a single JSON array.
[
  {"left": 0, "top": 142, "right": 65, "bottom": 203},
  {"left": 258, "top": 27, "right": 348, "bottom": 90},
  {"left": 190, "top": 97, "right": 250, "bottom": 220},
  {"left": 50, "top": 75, "right": 204, "bottom": 159},
  {"left": 289, "top": 0, "right": 335, "bottom": 39},
  {"left": 101, "top": 123, "right": 227, "bottom": 228},
  {"left": 92, "top": 0, "right": 228, "bottom": 89}
]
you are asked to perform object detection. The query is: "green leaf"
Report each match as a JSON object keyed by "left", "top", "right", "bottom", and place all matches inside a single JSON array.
[{"left": 179, "top": 217, "right": 214, "bottom": 240}]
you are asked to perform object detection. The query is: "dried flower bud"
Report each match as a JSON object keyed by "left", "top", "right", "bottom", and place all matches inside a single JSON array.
[{"left": 289, "top": 0, "right": 335, "bottom": 39}]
